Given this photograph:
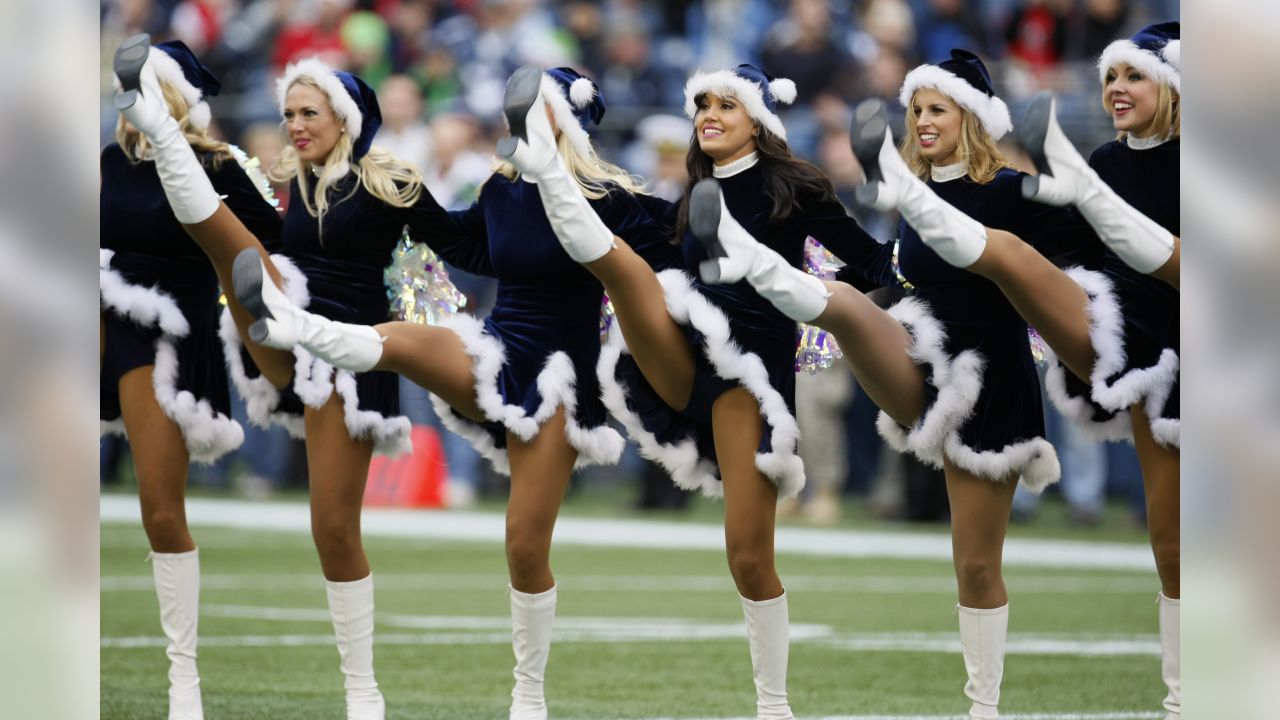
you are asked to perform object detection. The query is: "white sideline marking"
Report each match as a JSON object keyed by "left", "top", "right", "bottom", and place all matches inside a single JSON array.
[
  {"left": 630, "top": 715, "right": 1161, "bottom": 720},
  {"left": 629, "top": 707, "right": 1162, "bottom": 712},
  {"left": 100, "top": 495, "right": 1154, "bottom": 571},
  {"left": 103, "top": 605, "right": 1159, "bottom": 657},
  {"left": 100, "top": 573, "right": 1156, "bottom": 594}
]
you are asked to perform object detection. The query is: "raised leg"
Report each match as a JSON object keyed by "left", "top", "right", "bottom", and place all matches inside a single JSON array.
[
  {"left": 1020, "top": 93, "right": 1178, "bottom": 285},
  {"left": 713, "top": 388, "right": 793, "bottom": 719}
]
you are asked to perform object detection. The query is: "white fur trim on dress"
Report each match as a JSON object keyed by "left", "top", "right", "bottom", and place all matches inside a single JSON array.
[
  {"left": 683, "top": 70, "right": 793, "bottom": 142},
  {"left": 100, "top": 252, "right": 243, "bottom": 463},
  {"left": 218, "top": 254, "right": 413, "bottom": 456},
  {"left": 1098, "top": 40, "right": 1181, "bottom": 93},
  {"left": 1062, "top": 267, "right": 1180, "bottom": 450},
  {"left": 875, "top": 297, "right": 1060, "bottom": 492},
  {"left": 600, "top": 269, "right": 805, "bottom": 499},
  {"left": 429, "top": 312, "right": 626, "bottom": 474},
  {"left": 898, "top": 65, "right": 1013, "bottom": 140},
  {"left": 276, "top": 58, "right": 363, "bottom": 139},
  {"left": 1043, "top": 351, "right": 1133, "bottom": 442},
  {"left": 541, "top": 74, "right": 596, "bottom": 160}
]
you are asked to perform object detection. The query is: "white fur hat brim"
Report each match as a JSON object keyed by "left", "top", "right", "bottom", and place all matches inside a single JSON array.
[
  {"left": 899, "top": 65, "right": 1012, "bottom": 140},
  {"left": 112, "top": 47, "right": 212, "bottom": 129},
  {"left": 1098, "top": 39, "right": 1181, "bottom": 93},
  {"left": 683, "top": 70, "right": 792, "bottom": 142},
  {"left": 276, "top": 58, "right": 363, "bottom": 139},
  {"left": 540, "top": 73, "right": 595, "bottom": 159}
]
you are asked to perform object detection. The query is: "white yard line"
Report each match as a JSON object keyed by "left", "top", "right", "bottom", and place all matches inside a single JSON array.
[
  {"left": 101, "top": 495, "right": 1154, "bottom": 571},
  {"left": 101, "top": 572, "right": 1156, "bottom": 594},
  {"left": 628, "top": 714, "right": 1162, "bottom": 720}
]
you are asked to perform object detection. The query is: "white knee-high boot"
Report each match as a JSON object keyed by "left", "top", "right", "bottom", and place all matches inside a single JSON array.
[
  {"left": 958, "top": 603, "right": 1008, "bottom": 720},
  {"left": 689, "top": 180, "right": 830, "bottom": 323},
  {"left": 113, "top": 35, "right": 220, "bottom": 226},
  {"left": 509, "top": 585, "right": 556, "bottom": 720},
  {"left": 1019, "top": 93, "right": 1175, "bottom": 274},
  {"left": 231, "top": 250, "right": 385, "bottom": 371},
  {"left": 741, "top": 592, "right": 795, "bottom": 720},
  {"left": 325, "top": 575, "right": 385, "bottom": 720},
  {"left": 150, "top": 549, "right": 203, "bottom": 720},
  {"left": 496, "top": 66, "right": 616, "bottom": 264},
  {"left": 850, "top": 100, "right": 988, "bottom": 269},
  {"left": 1158, "top": 593, "right": 1180, "bottom": 719}
]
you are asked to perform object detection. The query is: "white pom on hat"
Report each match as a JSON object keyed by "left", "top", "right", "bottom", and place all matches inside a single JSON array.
[
  {"left": 769, "top": 78, "right": 797, "bottom": 105},
  {"left": 1161, "top": 39, "right": 1180, "bottom": 70},
  {"left": 569, "top": 77, "right": 596, "bottom": 109}
]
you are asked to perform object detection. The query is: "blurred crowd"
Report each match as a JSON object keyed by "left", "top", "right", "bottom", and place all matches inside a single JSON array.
[{"left": 100, "top": 0, "right": 1178, "bottom": 527}]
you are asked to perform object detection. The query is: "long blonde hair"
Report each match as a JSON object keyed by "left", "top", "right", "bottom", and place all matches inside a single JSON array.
[
  {"left": 901, "top": 91, "right": 1011, "bottom": 184},
  {"left": 493, "top": 126, "right": 647, "bottom": 200},
  {"left": 270, "top": 76, "right": 425, "bottom": 225},
  {"left": 116, "top": 79, "right": 233, "bottom": 167},
  {"left": 1102, "top": 71, "right": 1180, "bottom": 142}
]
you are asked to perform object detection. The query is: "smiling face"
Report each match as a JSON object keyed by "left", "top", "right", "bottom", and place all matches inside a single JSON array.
[
  {"left": 909, "top": 88, "right": 963, "bottom": 166},
  {"left": 282, "top": 82, "right": 344, "bottom": 165},
  {"left": 693, "top": 91, "right": 758, "bottom": 164},
  {"left": 1103, "top": 62, "right": 1161, "bottom": 137}
]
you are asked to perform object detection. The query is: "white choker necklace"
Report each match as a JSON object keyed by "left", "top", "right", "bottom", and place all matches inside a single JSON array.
[
  {"left": 930, "top": 161, "right": 967, "bottom": 182},
  {"left": 1126, "top": 134, "right": 1168, "bottom": 150},
  {"left": 310, "top": 164, "right": 324, "bottom": 177},
  {"left": 712, "top": 152, "right": 759, "bottom": 178}
]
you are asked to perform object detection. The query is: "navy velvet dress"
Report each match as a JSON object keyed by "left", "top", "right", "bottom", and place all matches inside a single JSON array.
[
  {"left": 100, "top": 143, "right": 282, "bottom": 464},
  {"left": 223, "top": 174, "right": 485, "bottom": 456},
  {"left": 599, "top": 162, "right": 893, "bottom": 499},
  {"left": 869, "top": 168, "right": 1095, "bottom": 491},
  {"left": 1046, "top": 138, "right": 1180, "bottom": 449},
  {"left": 429, "top": 174, "right": 676, "bottom": 473}
]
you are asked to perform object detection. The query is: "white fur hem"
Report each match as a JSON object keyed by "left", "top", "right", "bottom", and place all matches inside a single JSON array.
[
  {"left": 683, "top": 70, "right": 791, "bottom": 141},
  {"left": 431, "top": 313, "right": 626, "bottom": 475},
  {"left": 1066, "top": 267, "right": 1180, "bottom": 446},
  {"left": 218, "top": 254, "right": 411, "bottom": 456},
  {"left": 1043, "top": 353, "right": 1133, "bottom": 443},
  {"left": 1098, "top": 40, "right": 1180, "bottom": 93},
  {"left": 600, "top": 269, "right": 805, "bottom": 499},
  {"left": 899, "top": 65, "right": 1012, "bottom": 140},
  {"left": 876, "top": 297, "right": 1060, "bottom": 491},
  {"left": 100, "top": 253, "right": 242, "bottom": 463}
]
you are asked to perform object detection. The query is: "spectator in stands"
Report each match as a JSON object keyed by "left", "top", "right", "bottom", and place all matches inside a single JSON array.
[
  {"left": 762, "top": 0, "right": 858, "bottom": 104},
  {"left": 376, "top": 74, "right": 432, "bottom": 173},
  {"left": 1004, "top": 0, "right": 1069, "bottom": 71},
  {"left": 272, "top": 0, "right": 351, "bottom": 69}
]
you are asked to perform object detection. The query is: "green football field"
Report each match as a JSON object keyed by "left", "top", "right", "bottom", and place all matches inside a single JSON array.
[{"left": 101, "top": 494, "right": 1166, "bottom": 720}]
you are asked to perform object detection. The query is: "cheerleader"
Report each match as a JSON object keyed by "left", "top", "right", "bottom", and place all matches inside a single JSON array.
[
  {"left": 101, "top": 40, "right": 281, "bottom": 720},
  {"left": 497, "top": 63, "right": 896, "bottom": 719},
  {"left": 848, "top": 26, "right": 1181, "bottom": 718},
  {"left": 113, "top": 35, "right": 478, "bottom": 718},
  {"left": 221, "top": 68, "right": 673, "bottom": 719},
  {"left": 691, "top": 51, "right": 1112, "bottom": 718}
]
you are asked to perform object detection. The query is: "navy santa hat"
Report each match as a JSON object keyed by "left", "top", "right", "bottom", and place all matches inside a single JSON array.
[
  {"left": 276, "top": 58, "right": 383, "bottom": 167},
  {"left": 898, "top": 49, "right": 1013, "bottom": 140},
  {"left": 1098, "top": 22, "right": 1180, "bottom": 93},
  {"left": 536, "top": 67, "right": 607, "bottom": 158},
  {"left": 682, "top": 64, "right": 798, "bottom": 141}
]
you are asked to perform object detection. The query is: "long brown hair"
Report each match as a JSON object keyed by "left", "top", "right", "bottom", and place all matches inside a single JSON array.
[{"left": 674, "top": 122, "right": 838, "bottom": 242}]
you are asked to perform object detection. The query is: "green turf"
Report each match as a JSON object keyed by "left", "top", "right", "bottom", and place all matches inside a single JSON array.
[{"left": 102, "top": 511, "right": 1162, "bottom": 719}]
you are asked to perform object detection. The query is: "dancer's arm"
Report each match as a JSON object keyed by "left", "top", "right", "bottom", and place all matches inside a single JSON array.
[
  {"left": 600, "top": 191, "right": 682, "bottom": 272},
  {"left": 1003, "top": 173, "right": 1105, "bottom": 270},
  {"left": 799, "top": 192, "right": 895, "bottom": 291},
  {"left": 402, "top": 187, "right": 496, "bottom": 277}
]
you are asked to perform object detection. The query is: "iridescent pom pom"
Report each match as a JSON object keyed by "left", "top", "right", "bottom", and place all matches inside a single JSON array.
[
  {"left": 1028, "top": 326, "right": 1047, "bottom": 366},
  {"left": 228, "top": 144, "right": 281, "bottom": 212},
  {"left": 795, "top": 237, "right": 845, "bottom": 373},
  {"left": 384, "top": 230, "right": 467, "bottom": 325},
  {"left": 599, "top": 293, "right": 616, "bottom": 344}
]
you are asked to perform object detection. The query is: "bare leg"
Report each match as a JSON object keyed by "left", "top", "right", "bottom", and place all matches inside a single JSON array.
[
  {"left": 813, "top": 281, "right": 926, "bottom": 426},
  {"left": 1132, "top": 402, "right": 1180, "bottom": 598},
  {"left": 372, "top": 321, "right": 486, "bottom": 423},
  {"left": 965, "top": 229, "right": 1097, "bottom": 379},
  {"left": 119, "top": 366, "right": 194, "bottom": 554},
  {"left": 714, "top": 388, "right": 783, "bottom": 601},
  {"left": 583, "top": 241, "right": 697, "bottom": 410},
  {"left": 1152, "top": 239, "right": 1180, "bottom": 290},
  {"left": 305, "top": 392, "right": 376, "bottom": 582}
]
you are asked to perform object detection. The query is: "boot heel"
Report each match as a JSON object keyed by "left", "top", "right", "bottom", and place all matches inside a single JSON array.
[
  {"left": 850, "top": 99, "right": 889, "bottom": 206},
  {"left": 503, "top": 66, "right": 543, "bottom": 144},
  {"left": 232, "top": 249, "right": 273, "bottom": 325},
  {"left": 1018, "top": 92, "right": 1055, "bottom": 177},
  {"left": 113, "top": 34, "right": 151, "bottom": 111}
]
